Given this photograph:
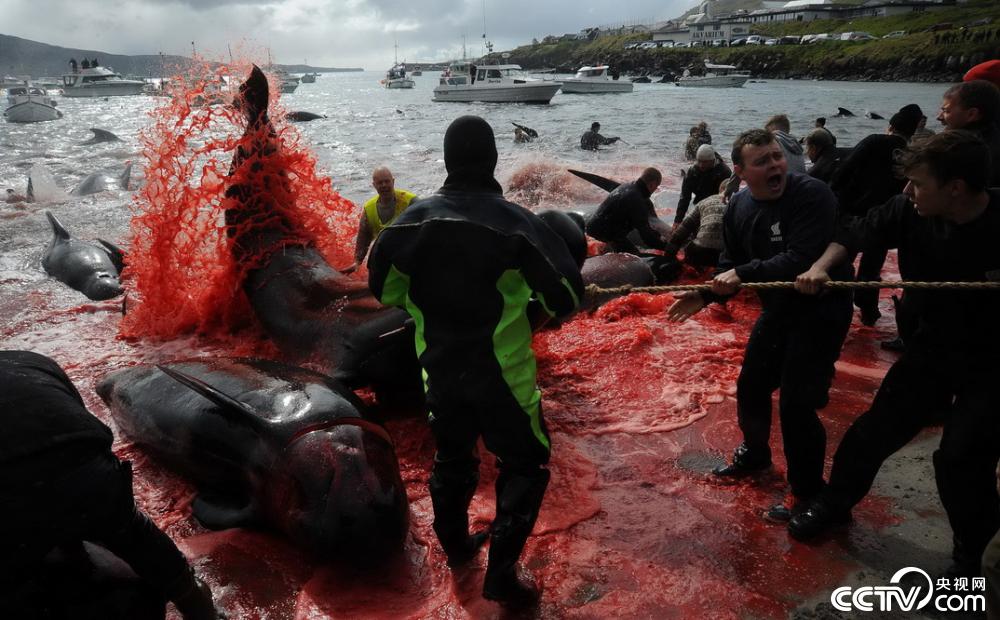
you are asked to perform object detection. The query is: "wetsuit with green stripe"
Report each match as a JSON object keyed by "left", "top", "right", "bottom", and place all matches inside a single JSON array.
[{"left": 368, "top": 189, "right": 583, "bottom": 464}]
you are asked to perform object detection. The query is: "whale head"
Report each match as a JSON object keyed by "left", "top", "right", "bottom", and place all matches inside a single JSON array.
[{"left": 266, "top": 423, "right": 409, "bottom": 561}]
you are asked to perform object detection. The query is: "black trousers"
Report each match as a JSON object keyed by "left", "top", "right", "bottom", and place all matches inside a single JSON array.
[
  {"left": 736, "top": 296, "right": 852, "bottom": 498},
  {"left": 0, "top": 452, "right": 194, "bottom": 613},
  {"left": 823, "top": 354, "right": 1000, "bottom": 567},
  {"left": 682, "top": 243, "right": 720, "bottom": 269},
  {"left": 853, "top": 247, "right": 888, "bottom": 317}
]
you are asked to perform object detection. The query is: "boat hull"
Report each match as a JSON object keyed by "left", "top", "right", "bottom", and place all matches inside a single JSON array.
[
  {"left": 4, "top": 101, "right": 63, "bottom": 122},
  {"left": 433, "top": 82, "right": 561, "bottom": 104},
  {"left": 62, "top": 83, "right": 145, "bottom": 97},
  {"left": 674, "top": 75, "right": 749, "bottom": 88},
  {"left": 385, "top": 79, "right": 415, "bottom": 89},
  {"left": 559, "top": 79, "right": 633, "bottom": 94}
]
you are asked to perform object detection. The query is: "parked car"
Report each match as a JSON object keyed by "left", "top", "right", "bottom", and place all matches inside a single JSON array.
[
  {"left": 841, "top": 31, "right": 876, "bottom": 41},
  {"left": 882, "top": 30, "right": 907, "bottom": 39},
  {"left": 712, "top": 39, "right": 729, "bottom": 47},
  {"left": 730, "top": 37, "right": 748, "bottom": 46},
  {"left": 746, "top": 35, "right": 764, "bottom": 45},
  {"left": 807, "top": 33, "right": 835, "bottom": 43},
  {"left": 638, "top": 41, "right": 658, "bottom": 49},
  {"left": 799, "top": 34, "right": 819, "bottom": 44},
  {"left": 624, "top": 42, "right": 641, "bottom": 49},
  {"left": 778, "top": 35, "right": 801, "bottom": 45}
]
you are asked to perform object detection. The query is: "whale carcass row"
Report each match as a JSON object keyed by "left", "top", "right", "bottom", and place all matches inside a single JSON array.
[
  {"left": 224, "top": 65, "right": 419, "bottom": 395},
  {"left": 42, "top": 210, "right": 125, "bottom": 300},
  {"left": 97, "top": 358, "right": 409, "bottom": 559}
]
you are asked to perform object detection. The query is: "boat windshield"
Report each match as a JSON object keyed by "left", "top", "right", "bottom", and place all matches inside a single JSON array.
[{"left": 577, "top": 68, "right": 606, "bottom": 78}]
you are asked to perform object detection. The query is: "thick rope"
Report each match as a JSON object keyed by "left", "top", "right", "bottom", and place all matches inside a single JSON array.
[{"left": 586, "top": 280, "right": 1000, "bottom": 296}]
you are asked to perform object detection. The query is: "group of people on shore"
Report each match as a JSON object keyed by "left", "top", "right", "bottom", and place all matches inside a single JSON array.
[{"left": 7, "top": 61, "right": 1000, "bottom": 617}]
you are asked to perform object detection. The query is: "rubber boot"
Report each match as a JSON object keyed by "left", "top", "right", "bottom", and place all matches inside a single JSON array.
[
  {"left": 429, "top": 458, "right": 488, "bottom": 567},
  {"left": 482, "top": 466, "right": 549, "bottom": 608}
]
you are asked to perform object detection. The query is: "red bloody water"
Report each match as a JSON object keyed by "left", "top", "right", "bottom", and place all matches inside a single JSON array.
[{"left": 15, "top": 68, "right": 914, "bottom": 618}]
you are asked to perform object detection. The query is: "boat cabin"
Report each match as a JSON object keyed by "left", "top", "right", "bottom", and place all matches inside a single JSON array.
[
  {"left": 62, "top": 66, "right": 127, "bottom": 88},
  {"left": 7, "top": 86, "right": 48, "bottom": 98},
  {"left": 573, "top": 65, "right": 611, "bottom": 79}
]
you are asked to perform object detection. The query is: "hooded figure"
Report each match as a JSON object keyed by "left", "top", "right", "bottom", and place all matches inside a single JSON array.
[{"left": 368, "top": 115, "right": 583, "bottom": 608}]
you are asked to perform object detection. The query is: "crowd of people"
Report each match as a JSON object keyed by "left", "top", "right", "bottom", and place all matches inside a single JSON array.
[{"left": 7, "top": 62, "right": 1000, "bottom": 617}]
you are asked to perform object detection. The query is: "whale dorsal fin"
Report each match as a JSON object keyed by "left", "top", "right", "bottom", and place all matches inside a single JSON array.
[
  {"left": 118, "top": 161, "right": 132, "bottom": 190},
  {"left": 45, "top": 210, "right": 71, "bottom": 240},
  {"left": 568, "top": 169, "right": 621, "bottom": 193},
  {"left": 83, "top": 128, "right": 121, "bottom": 144},
  {"left": 97, "top": 239, "right": 126, "bottom": 273},
  {"left": 156, "top": 365, "right": 272, "bottom": 433}
]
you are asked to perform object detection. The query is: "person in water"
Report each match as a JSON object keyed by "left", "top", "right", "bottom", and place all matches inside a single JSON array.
[
  {"left": 790, "top": 131, "right": 1000, "bottom": 580},
  {"left": 0, "top": 351, "right": 221, "bottom": 620},
  {"left": 368, "top": 115, "right": 583, "bottom": 607},
  {"left": 676, "top": 144, "right": 732, "bottom": 227},
  {"left": 667, "top": 129, "right": 853, "bottom": 522},
  {"left": 580, "top": 122, "right": 620, "bottom": 151},
  {"left": 342, "top": 166, "right": 417, "bottom": 274},
  {"left": 831, "top": 103, "right": 922, "bottom": 327},
  {"left": 585, "top": 167, "right": 671, "bottom": 254}
]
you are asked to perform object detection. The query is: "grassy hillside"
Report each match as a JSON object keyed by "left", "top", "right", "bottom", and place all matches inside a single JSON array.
[{"left": 499, "top": 0, "right": 1000, "bottom": 81}]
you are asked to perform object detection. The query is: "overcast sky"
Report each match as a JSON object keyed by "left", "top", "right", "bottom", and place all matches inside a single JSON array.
[{"left": 6, "top": 0, "right": 695, "bottom": 69}]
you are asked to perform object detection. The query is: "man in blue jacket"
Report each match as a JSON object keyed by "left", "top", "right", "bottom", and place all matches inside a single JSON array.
[{"left": 668, "top": 128, "right": 853, "bottom": 522}]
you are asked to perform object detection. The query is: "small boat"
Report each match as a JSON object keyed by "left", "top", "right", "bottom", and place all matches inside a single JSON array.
[
  {"left": 61, "top": 65, "right": 146, "bottom": 97},
  {"left": 433, "top": 61, "right": 561, "bottom": 104},
  {"left": 675, "top": 62, "right": 750, "bottom": 88},
  {"left": 559, "top": 65, "right": 632, "bottom": 94},
  {"left": 4, "top": 85, "right": 63, "bottom": 123},
  {"left": 383, "top": 63, "right": 414, "bottom": 89},
  {"left": 300, "top": 73, "right": 317, "bottom": 83},
  {"left": 0, "top": 75, "right": 30, "bottom": 89},
  {"left": 280, "top": 80, "right": 299, "bottom": 94}
]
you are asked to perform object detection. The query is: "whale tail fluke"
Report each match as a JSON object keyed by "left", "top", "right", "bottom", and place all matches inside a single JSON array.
[
  {"left": 45, "top": 210, "right": 71, "bottom": 240},
  {"left": 238, "top": 65, "right": 270, "bottom": 123}
]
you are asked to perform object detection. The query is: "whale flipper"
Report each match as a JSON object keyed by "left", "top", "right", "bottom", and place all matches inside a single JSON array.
[
  {"left": 97, "top": 239, "right": 126, "bottom": 273},
  {"left": 192, "top": 493, "right": 259, "bottom": 529},
  {"left": 568, "top": 169, "right": 621, "bottom": 193},
  {"left": 512, "top": 122, "right": 538, "bottom": 138},
  {"left": 80, "top": 128, "right": 121, "bottom": 145},
  {"left": 156, "top": 365, "right": 272, "bottom": 434}
]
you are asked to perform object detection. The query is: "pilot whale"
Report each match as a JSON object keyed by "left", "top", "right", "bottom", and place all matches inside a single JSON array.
[
  {"left": 97, "top": 358, "right": 410, "bottom": 559},
  {"left": 224, "top": 65, "right": 419, "bottom": 395},
  {"left": 41, "top": 210, "right": 125, "bottom": 300}
]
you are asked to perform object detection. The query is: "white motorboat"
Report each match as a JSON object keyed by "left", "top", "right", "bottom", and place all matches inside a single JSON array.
[
  {"left": 559, "top": 65, "right": 633, "bottom": 94},
  {"left": 675, "top": 62, "right": 750, "bottom": 88},
  {"left": 4, "top": 85, "right": 63, "bottom": 123},
  {"left": 383, "top": 64, "right": 414, "bottom": 89},
  {"left": 433, "top": 62, "right": 561, "bottom": 104},
  {"left": 0, "top": 75, "right": 30, "bottom": 90},
  {"left": 61, "top": 65, "right": 145, "bottom": 97}
]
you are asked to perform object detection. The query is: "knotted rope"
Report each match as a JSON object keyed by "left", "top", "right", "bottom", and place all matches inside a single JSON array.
[{"left": 585, "top": 280, "right": 1000, "bottom": 297}]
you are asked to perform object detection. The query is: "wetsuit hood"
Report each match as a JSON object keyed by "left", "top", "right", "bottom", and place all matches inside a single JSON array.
[{"left": 441, "top": 115, "right": 503, "bottom": 194}]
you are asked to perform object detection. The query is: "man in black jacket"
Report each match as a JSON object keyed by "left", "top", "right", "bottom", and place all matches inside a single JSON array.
[
  {"left": 667, "top": 129, "right": 853, "bottom": 522},
  {"left": 369, "top": 115, "right": 583, "bottom": 607},
  {"left": 804, "top": 128, "right": 840, "bottom": 184},
  {"left": 676, "top": 145, "right": 732, "bottom": 226},
  {"left": 790, "top": 131, "right": 1000, "bottom": 578},
  {"left": 586, "top": 167, "right": 670, "bottom": 254},
  {"left": 580, "top": 121, "right": 620, "bottom": 151},
  {"left": 830, "top": 104, "right": 922, "bottom": 326},
  {"left": 0, "top": 351, "right": 220, "bottom": 620},
  {"left": 937, "top": 79, "right": 1000, "bottom": 185}
]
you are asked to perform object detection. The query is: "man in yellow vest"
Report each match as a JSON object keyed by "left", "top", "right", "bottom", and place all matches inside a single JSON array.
[{"left": 342, "top": 166, "right": 417, "bottom": 273}]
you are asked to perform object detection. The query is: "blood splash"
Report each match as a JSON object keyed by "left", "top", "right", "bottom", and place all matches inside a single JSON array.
[{"left": 19, "top": 61, "right": 917, "bottom": 618}]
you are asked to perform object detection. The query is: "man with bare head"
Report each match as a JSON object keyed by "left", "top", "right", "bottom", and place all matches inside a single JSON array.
[
  {"left": 585, "top": 167, "right": 670, "bottom": 254},
  {"left": 343, "top": 167, "right": 417, "bottom": 274},
  {"left": 668, "top": 128, "right": 853, "bottom": 523}
]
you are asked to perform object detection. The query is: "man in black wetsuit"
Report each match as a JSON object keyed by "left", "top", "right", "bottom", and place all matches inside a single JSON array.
[
  {"left": 831, "top": 103, "right": 922, "bottom": 326},
  {"left": 580, "top": 122, "right": 620, "bottom": 151},
  {"left": 667, "top": 129, "right": 853, "bottom": 522},
  {"left": 804, "top": 128, "right": 840, "bottom": 184},
  {"left": 368, "top": 115, "right": 583, "bottom": 607},
  {"left": 0, "top": 351, "right": 220, "bottom": 620},
  {"left": 585, "top": 167, "right": 670, "bottom": 254},
  {"left": 790, "top": 131, "right": 1000, "bottom": 579}
]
